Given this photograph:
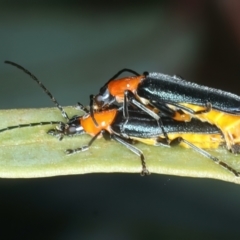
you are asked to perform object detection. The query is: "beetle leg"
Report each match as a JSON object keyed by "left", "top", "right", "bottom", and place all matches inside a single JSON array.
[
  {"left": 124, "top": 90, "right": 170, "bottom": 144},
  {"left": 65, "top": 130, "right": 102, "bottom": 154},
  {"left": 170, "top": 137, "right": 239, "bottom": 177},
  {"left": 111, "top": 133, "right": 150, "bottom": 176}
]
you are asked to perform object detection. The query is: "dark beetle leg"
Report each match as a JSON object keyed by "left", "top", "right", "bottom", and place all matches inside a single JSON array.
[
  {"left": 123, "top": 90, "right": 170, "bottom": 143},
  {"left": 157, "top": 136, "right": 239, "bottom": 177}
]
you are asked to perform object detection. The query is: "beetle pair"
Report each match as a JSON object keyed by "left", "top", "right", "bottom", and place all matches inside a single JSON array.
[
  {"left": 2, "top": 61, "right": 240, "bottom": 176},
  {"left": 91, "top": 68, "right": 240, "bottom": 154}
]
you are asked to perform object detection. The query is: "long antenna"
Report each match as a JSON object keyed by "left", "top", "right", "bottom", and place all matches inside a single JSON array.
[
  {"left": 5, "top": 61, "right": 69, "bottom": 120},
  {"left": 0, "top": 121, "right": 62, "bottom": 133}
]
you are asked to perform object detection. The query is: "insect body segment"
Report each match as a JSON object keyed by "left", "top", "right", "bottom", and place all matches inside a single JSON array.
[
  {"left": 179, "top": 103, "right": 240, "bottom": 153},
  {"left": 111, "top": 109, "right": 225, "bottom": 151},
  {"left": 138, "top": 72, "right": 240, "bottom": 114},
  {"left": 47, "top": 108, "right": 149, "bottom": 175},
  {"left": 4, "top": 61, "right": 138, "bottom": 173},
  {"left": 136, "top": 72, "right": 240, "bottom": 152},
  {"left": 81, "top": 109, "right": 117, "bottom": 136},
  {"left": 107, "top": 75, "right": 144, "bottom": 103},
  {"left": 48, "top": 108, "right": 239, "bottom": 177},
  {"left": 93, "top": 70, "right": 240, "bottom": 153}
]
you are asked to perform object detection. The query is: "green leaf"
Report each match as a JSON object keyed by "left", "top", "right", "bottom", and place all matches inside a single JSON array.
[{"left": 0, "top": 107, "right": 240, "bottom": 184}]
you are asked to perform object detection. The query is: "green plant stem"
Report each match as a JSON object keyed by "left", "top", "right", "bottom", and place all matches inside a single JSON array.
[{"left": 0, "top": 107, "right": 240, "bottom": 184}]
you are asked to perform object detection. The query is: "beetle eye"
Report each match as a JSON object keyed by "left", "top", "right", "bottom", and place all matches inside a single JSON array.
[
  {"left": 95, "top": 89, "right": 110, "bottom": 106},
  {"left": 68, "top": 126, "right": 77, "bottom": 134}
]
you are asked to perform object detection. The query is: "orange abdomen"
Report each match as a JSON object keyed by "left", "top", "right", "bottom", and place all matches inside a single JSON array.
[
  {"left": 132, "top": 133, "right": 223, "bottom": 149},
  {"left": 182, "top": 103, "right": 240, "bottom": 152}
]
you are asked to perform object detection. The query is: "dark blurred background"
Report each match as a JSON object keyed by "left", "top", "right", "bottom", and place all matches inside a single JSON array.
[{"left": 1, "top": 1, "right": 240, "bottom": 239}]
